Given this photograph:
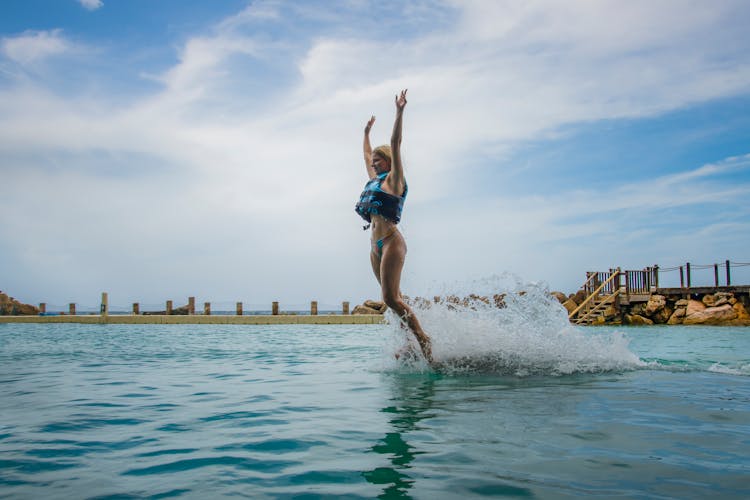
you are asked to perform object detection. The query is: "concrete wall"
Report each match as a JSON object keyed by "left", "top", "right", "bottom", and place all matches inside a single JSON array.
[{"left": 0, "top": 314, "right": 384, "bottom": 325}]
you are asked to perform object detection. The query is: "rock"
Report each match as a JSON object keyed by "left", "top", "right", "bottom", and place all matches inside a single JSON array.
[
  {"left": 733, "top": 302, "right": 750, "bottom": 320},
  {"left": 171, "top": 305, "right": 190, "bottom": 315},
  {"left": 683, "top": 304, "right": 738, "bottom": 325},
  {"left": 624, "top": 314, "right": 653, "bottom": 326},
  {"left": 603, "top": 305, "right": 618, "bottom": 321},
  {"left": 651, "top": 305, "right": 673, "bottom": 325},
  {"left": 675, "top": 299, "right": 689, "bottom": 307},
  {"left": 645, "top": 295, "right": 666, "bottom": 316},
  {"left": 592, "top": 315, "right": 606, "bottom": 325},
  {"left": 729, "top": 297, "right": 738, "bottom": 305},
  {"left": 551, "top": 291, "right": 567, "bottom": 304},
  {"left": 0, "top": 293, "right": 11, "bottom": 315},
  {"left": 14, "top": 303, "right": 40, "bottom": 315},
  {"left": 686, "top": 300, "right": 706, "bottom": 317},
  {"left": 667, "top": 308, "right": 686, "bottom": 325},
  {"left": 363, "top": 300, "right": 387, "bottom": 313},
  {"left": 143, "top": 304, "right": 190, "bottom": 315},
  {"left": 0, "top": 292, "right": 40, "bottom": 316},
  {"left": 352, "top": 304, "right": 382, "bottom": 315},
  {"left": 630, "top": 303, "right": 647, "bottom": 316},
  {"left": 713, "top": 293, "right": 732, "bottom": 307},
  {"left": 562, "top": 299, "right": 578, "bottom": 314},
  {"left": 702, "top": 294, "right": 717, "bottom": 307},
  {"left": 571, "top": 290, "right": 586, "bottom": 305}
]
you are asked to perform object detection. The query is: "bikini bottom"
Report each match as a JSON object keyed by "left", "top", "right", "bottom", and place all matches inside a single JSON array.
[{"left": 371, "top": 227, "right": 398, "bottom": 258}]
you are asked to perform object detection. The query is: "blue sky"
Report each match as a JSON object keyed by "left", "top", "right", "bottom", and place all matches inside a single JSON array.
[{"left": 1, "top": 0, "right": 749, "bottom": 310}]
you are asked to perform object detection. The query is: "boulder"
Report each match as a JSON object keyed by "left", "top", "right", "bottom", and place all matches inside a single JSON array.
[
  {"left": 603, "top": 305, "right": 618, "bottom": 321},
  {"left": 645, "top": 295, "right": 666, "bottom": 316},
  {"left": 683, "top": 304, "right": 738, "bottom": 325},
  {"left": 562, "top": 299, "right": 578, "bottom": 314},
  {"left": 732, "top": 302, "right": 750, "bottom": 320},
  {"left": 674, "top": 299, "right": 689, "bottom": 307},
  {"left": 651, "top": 305, "right": 673, "bottom": 325},
  {"left": 14, "top": 303, "right": 40, "bottom": 315},
  {"left": 667, "top": 308, "right": 686, "bottom": 325},
  {"left": 551, "top": 291, "right": 567, "bottom": 304},
  {"left": 686, "top": 299, "right": 706, "bottom": 316},
  {"left": 363, "top": 300, "right": 387, "bottom": 313},
  {"left": 702, "top": 294, "right": 717, "bottom": 307},
  {"left": 570, "top": 290, "right": 586, "bottom": 305},
  {"left": 0, "top": 293, "right": 11, "bottom": 315},
  {"left": 713, "top": 292, "right": 733, "bottom": 307},
  {"left": 624, "top": 314, "right": 653, "bottom": 326},
  {"left": 352, "top": 304, "right": 383, "bottom": 315},
  {"left": 143, "top": 304, "right": 190, "bottom": 315},
  {"left": 0, "top": 292, "right": 40, "bottom": 316},
  {"left": 630, "top": 303, "right": 647, "bottom": 316}
]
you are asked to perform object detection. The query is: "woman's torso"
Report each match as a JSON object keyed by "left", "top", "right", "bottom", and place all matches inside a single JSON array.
[{"left": 355, "top": 172, "right": 408, "bottom": 241}]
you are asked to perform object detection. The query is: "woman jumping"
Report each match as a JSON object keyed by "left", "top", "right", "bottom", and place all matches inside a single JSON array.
[{"left": 355, "top": 89, "right": 433, "bottom": 362}]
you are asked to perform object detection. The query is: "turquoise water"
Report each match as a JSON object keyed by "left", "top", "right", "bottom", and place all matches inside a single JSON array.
[{"left": 1, "top": 318, "right": 749, "bottom": 498}]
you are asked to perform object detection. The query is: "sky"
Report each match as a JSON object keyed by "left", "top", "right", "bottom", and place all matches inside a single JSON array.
[{"left": 1, "top": 0, "right": 750, "bottom": 311}]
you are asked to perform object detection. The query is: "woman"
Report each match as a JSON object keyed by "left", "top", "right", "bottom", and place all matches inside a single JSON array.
[{"left": 355, "top": 89, "right": 433, "bottom": 362}]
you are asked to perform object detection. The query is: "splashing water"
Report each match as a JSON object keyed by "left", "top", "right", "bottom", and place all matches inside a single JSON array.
[{"left": 385, "top": 274, "right": 644, "bottom": 376}]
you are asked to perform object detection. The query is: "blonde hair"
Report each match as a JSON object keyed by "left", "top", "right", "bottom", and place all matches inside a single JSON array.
[{"left": 372, "top": 145, "right": 392, "bottom": 164}]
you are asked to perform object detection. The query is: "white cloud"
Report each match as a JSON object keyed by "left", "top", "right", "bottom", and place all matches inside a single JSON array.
[
  {"left": 78, "top": 0, "right": 103, "bottom": 11},
  {"left": 1, "top": 29, "right": 71, "bottom": 65},
  {"left": 1, "top": 1, "right": 750, "bottom": 303}
]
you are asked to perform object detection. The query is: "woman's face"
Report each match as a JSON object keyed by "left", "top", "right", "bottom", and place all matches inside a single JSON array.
[{"left": 371, "top": 153, "right": 390, "bottom": 174}]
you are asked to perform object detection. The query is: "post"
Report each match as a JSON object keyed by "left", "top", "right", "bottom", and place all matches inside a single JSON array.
[
  {"left": 726, "top": 260, "right": 731, "bottom": 286},
  {"left": 188, "top": 296, "right": 195, "bottom": 315},
  {"left": 39, "top": 303, "right": 46, "bottom": 314},
  {"left": 69, "top": 303, "right": 76, "bottom": 315},
  {"left": 679, "top": 266, "right": 684, "bottom": 288},
  {"left": 101, "top": 292, "right": 109, "bottom": 316},
  {"left": 272, "top": 301, "right": 279, "bottom": 315},
  {"left": 653, "top": 265, "right": 659, "bottom": 289},
  {"left": 686, "top": 263, "right": 691, "bottom": 288},
  {"left": 166, "top": 300, "right": 173, "bottom": 315},
  {"left": 342, "top": 301, "right": 350, "bottom": 315},
  {"left": 204, "top": 302, "right": 211, "bottom": 315},
  {"left": 311, "top": 301, "right": 318, "bottom": 315},
  {"left": 133, "top": 303, "right": 140, "bottom": 315},
  {"left": 236, "top": 302, "right": 243, "bottom": 316},
  {"left": 714, "top": 264, "right": 719, "bottom": 287}
]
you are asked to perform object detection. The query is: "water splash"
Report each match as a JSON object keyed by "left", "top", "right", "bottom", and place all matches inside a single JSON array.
[{"left": 386, "top": 274, "right": 644, "bottom": 376}]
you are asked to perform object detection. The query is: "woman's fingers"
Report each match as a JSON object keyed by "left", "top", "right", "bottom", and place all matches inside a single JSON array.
[{"left": 395, "top": 89, "right": 408, "bottom": 108}]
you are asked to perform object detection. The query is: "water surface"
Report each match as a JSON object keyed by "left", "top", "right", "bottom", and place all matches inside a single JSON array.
[{"left": 1, "top": 321, "right": 749, "bottom": 499}]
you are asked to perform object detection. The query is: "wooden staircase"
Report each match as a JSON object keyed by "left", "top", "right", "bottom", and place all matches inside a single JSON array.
[{"left": 569, "top": 269, "right": 621, "bottom": 325}]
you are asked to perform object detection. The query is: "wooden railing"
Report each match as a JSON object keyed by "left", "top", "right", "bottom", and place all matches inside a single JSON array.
[{"left": 623, "top": 267, "right": 658, "bottom": 295}]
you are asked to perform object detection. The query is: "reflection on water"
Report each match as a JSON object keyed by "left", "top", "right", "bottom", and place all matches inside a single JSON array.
[{"left": 363, "top": 374, "right": 437, "bottom": 499}]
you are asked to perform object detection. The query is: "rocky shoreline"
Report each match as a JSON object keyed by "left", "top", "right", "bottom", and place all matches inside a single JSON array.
[
  {"left": 0, "top": 292, "right": 40, "bottom": 316},
  {"left": 4, "top": 289, "right": 749, "bottom": 326},
  {"left": 556, "top": 290, "right": 750, "bottom": 326}
]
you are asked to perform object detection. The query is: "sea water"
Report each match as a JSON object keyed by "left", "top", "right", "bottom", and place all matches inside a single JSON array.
[{"left": 1, "top": 282, "right": 749, "bottom": 499}]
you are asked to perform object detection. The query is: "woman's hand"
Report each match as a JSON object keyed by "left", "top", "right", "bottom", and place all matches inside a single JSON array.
[
  {"left": 365, "top": 115, "right": 375, "bottom": 134},
  {"left": 395, "top": 89, "right": 408, "bottom": 111}
]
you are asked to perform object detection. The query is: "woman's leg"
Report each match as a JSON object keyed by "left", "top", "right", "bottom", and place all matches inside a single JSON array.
[
  {"left": 370, "top": 247, "right": 382, "bottom": 285},
  {"left": 379, "top": 233, "right": 432, "bottom": 361}
]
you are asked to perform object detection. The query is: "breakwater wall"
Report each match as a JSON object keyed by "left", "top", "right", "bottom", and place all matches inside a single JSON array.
[
  {"left": 0, "top": 292, "right": 386, "bottom": 325},
  {"left": 0, "top": 314, "right": 383, "bottom": 325}
]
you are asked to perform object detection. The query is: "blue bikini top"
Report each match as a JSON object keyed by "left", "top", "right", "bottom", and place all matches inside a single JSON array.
[{"left": 355, "top": 172, "right": 408, "bottom": 225}]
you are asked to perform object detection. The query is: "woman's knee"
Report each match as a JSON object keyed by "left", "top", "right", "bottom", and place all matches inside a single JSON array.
[{"left": 383, "top": 292, "right": 403, "bottom": 311}]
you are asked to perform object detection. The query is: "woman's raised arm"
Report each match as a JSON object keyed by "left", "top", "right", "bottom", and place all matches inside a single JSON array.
[
  {"left": 387, "top": 89, "right": 407, "bottom": 194},
  {"left": 363, "top": 115, "right": 376, "bottom": 179}
]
